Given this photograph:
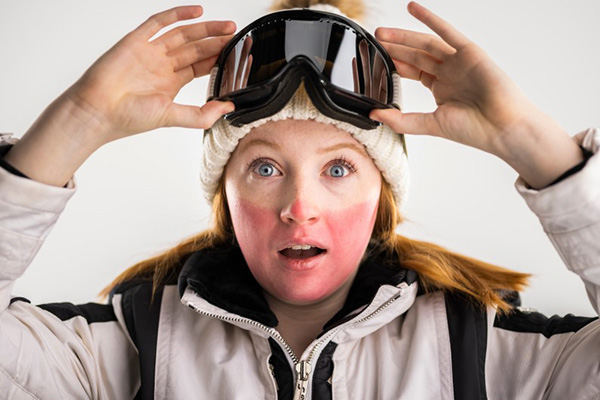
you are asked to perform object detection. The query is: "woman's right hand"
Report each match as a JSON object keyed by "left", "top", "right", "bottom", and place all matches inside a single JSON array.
[
  {"left": 69, "top": 5, "right": 235, "bottom": 142},
  {"left": 4, "top": 5, "right": 235, "bottom": 186}
]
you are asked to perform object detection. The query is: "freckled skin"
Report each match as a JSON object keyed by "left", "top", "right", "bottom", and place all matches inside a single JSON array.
[{"left": 225, "top": 119, "right": 382, "bottom": 306}]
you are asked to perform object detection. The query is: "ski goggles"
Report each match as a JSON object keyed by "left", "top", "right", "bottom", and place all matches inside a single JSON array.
[{"left": 206, "top": 9, "right": 402, "bottom": 130}]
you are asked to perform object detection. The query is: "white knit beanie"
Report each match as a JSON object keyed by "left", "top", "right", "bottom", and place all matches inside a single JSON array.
[{"left": 200, "top": 5, "right": 409, "bottom": 209}]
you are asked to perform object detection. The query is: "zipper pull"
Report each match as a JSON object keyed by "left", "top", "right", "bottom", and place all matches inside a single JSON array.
[{"left": 292, "top": 360, "right": 312, "bottom": 400}]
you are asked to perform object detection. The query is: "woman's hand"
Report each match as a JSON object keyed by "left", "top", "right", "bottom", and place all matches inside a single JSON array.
[
  {"left": 371, "top": 2, "right": 584, "bottom": 189},
  {"left": 69, "top": 5, "right": 236, "bottom": 142},
  {"left": 5, "top": 5, "right": 235, "bottom": 187}
]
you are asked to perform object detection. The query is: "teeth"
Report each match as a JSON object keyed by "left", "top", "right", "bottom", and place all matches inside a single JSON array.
[{"left": 289, "top": 244, "right": 313, "bottom": 250}]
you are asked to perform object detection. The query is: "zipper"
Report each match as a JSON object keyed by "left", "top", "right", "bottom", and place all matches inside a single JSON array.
[
  {"left": 184, "top": 300, "right": 299, "bottom": 363},
  {"left": 184, "top": 299, "right": 301, "bottom": 397},
  {"left": 293, "top": 360, "right": 311, "bottom": 400},
  {"left": 289, "top": 283, "right": 407, "bottom": 399},
  {"left": 184, "top": 282, "right": 407, "bottom": 399},
  {"left": 352, "top": 282, "right": 408, "bottom": 325}
]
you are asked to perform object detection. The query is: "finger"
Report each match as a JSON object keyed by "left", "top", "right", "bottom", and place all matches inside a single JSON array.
[
  {"left": 156, "top": 20, "right": 236, "bottom": 52},
  {"left": 370, "top": 108, "right": 441, "bottom": 137},
  {"left": 169, "top": 35, "right": 232, "bottom": 72},
  {"left": 380, "top": 41, "right": 441, "bottom": 77},
  {"left": 375, "top": 27, "right": 455, "bottom": 60},
  {"left": 176, "top": 55, "right": 220, "bottom": 86},
  {"left": 419, "top": 71, "right": 436, "bottom": 90},
  {"left": 135, "top": 6, "right": 204, "bottom": 40},
  {"left": 163, "top": 100, "right": 235, "bottom": 129},
  {"left": 390, "top": 59, "right": 421, "bottom": 81},
  {"left": 390, "top": 59, "right": 436, "bottom": 91},
  {"left": 407, "top": 2, "right": 470, "bottom": 50}
]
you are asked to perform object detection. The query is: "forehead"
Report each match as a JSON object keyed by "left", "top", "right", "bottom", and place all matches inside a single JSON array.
[{"left": 233, "top": 119, "right": 369, "bottom": 157}]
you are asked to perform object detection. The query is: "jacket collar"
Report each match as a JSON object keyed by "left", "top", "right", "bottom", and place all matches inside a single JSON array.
[{"left": 177, "top": 243, "right": 418, "bottom": 330}]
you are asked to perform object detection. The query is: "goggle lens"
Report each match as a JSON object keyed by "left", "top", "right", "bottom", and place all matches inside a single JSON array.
[{"left": 216, "top": 17, "right": 392, "bottom": 105}]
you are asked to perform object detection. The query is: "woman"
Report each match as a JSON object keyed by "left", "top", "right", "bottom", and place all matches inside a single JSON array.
[{"left": 1, "top": 1, "right": 598, "bottom": 399}]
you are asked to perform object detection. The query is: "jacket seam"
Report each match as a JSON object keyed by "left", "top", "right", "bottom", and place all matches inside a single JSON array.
[
  {"left": 583, "top": 391, "right": 600, "bottom": 400},
  {"left": 0, "top": 224, "right": 46, "bottom": 241},
  {"left": 45, "top": 313, "right": 119, "bottom": 325},
  {"left": 533, "top": 192, "right": 600, "bottom": 219},
  {"left": 0, "top": 366, "right": 40, "bottom": 399},
  {"left": 546, "top": 325, "right": 593, "bottom": 395},
  {"left": 546, "top": 234, "right": 598, "bottom": 280},
  {"left": 157, "top": 289, "right": 174, "bottom": 400},
  {"left": 541, "top": 217, "right": 600, "bottom": 235},
  {"left": 433, "top": 293, "right": 453, "bottom": 400},
  {"left": 0, "top": 196, "right": 63, "bottom": 215}
]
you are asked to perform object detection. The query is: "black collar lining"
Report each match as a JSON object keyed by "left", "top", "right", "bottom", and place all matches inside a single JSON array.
[{"left": 178, "top": 244, "right": 416, "bottom": 330}]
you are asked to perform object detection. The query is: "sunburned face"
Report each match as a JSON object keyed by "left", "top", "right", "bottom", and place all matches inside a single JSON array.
[{"left": 224, "top": 119, "right": 382, "bottom": 306}]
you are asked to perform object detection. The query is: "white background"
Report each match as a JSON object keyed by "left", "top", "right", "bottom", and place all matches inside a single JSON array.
[{"left": 1, "top": 0, "right": 599, "bottom": 316}]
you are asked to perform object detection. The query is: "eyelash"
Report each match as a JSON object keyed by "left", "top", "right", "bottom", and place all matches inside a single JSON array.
[
  {"left": 328, "top": 156, "right": 357, "bottom": 175},
  {"left": 247, "top": 156, "right": 274, "bottom": 171},
  {"left": 246, "top": 156, "right": 358, "bottom": 176}
]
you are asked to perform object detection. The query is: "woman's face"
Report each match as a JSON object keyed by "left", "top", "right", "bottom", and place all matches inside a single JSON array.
[{"left": 225, "top": 119, "right": 382, "bottom": 306}]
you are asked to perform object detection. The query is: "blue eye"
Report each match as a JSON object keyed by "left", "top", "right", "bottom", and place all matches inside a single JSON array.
[
  {"left": 251, "top": 161, "right": 281, "bottom": 177},
  {"left": 328, "top": 164, "right": 348, "bottom": 178},
  {"left": 325, "top": 157, "right": 356, "bottom": 178},
  {"left": 257, "top": 163, "right": 274, "bottom": 176}
]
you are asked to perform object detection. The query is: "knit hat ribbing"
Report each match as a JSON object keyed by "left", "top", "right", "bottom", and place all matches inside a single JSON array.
[{"left": 201, "top": 84, "right": 409, "bottom": 209}]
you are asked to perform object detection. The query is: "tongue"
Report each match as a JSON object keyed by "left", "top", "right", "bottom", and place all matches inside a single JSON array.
[{"left": 280, "top": 248, "right": 323, "bottom": 259}]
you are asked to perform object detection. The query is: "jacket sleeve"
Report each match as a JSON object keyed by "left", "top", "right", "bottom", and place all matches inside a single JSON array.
[
  {"left": 486, "top": 127, "right": 600, "bottom": 399},
  {"left": 0, "top": 144, "right": 140, "bottom": 399},
  {"left": 515, "top": 127, "right": 600, "bottom": 314}
]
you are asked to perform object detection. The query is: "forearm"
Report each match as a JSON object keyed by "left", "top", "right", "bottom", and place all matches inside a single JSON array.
[
  {"left": 4, "top": 89, "right": 110, "bottom": 187},
  {"left": 492, "top": 108, "right": 584, "bottom": 190}
]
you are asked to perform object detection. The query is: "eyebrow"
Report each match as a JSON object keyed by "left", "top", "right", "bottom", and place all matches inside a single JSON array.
[
  {"left": 237, "top": 138, "right": 282, "bottom": 154},
  {"left": 317, "top": 142, "right": 369, "bottom": 158},
  {"left": 238, "top": 138, "right": 368, "bottom": 158}
]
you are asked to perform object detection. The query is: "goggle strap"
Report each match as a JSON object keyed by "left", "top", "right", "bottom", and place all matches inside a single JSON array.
[
  {"left": 392, "top": 73, "right": 403, "bottom": 111},
  {"left": 207, "top": 66, "right": 219, "bottom": 101}
]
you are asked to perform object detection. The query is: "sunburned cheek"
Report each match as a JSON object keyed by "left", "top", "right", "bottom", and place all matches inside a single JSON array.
[
  {"left": 229, "top": 199, "right": 279, "bottom": 270},
  {"left": 324, "top": 200, "right": 379, "bottom": 274},
  {"left": 230, "top": 199, "right": 278, "bottom": 238},
  {"left": 230, "top": 197, "right": 380, "bottom": 303},
  {"left": 232, "top": 198, "right": 378, "bottom": 253}
]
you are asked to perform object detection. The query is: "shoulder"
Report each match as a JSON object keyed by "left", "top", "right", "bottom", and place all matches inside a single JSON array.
[{"left": 494, "top": 308, "right": 598, "bottom": 338}]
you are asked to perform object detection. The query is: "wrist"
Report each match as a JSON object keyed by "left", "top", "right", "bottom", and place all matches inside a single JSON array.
[
  {"left": 4, "top": 92, "right": 111, "bottom": 187},
  {"left": 491, "top": 110, "right": 584, "bottom": 190}
]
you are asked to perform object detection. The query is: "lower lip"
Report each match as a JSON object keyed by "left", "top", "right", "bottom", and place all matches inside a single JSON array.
[{"left": 277, "top": 250, "right": 327, "bottom": 271}]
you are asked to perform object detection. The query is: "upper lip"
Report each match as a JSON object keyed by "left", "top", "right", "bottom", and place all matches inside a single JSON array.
[{"left": 277, "top": 239, "right": 327, "bottom": 252}]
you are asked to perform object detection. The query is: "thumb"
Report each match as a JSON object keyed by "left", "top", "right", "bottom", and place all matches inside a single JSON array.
[
  {"left": 164, "top": 100, "right": 235, "bottom": 129},
  {"left": 370, "top": 108, "right": 440, "bottom": 137}
]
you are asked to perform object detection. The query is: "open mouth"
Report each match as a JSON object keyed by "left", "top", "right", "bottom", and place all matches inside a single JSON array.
[{"left": 279, "top": 245, "right": 326, "bottom": 259}]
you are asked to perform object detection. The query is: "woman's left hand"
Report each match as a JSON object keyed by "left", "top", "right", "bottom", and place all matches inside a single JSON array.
[{"left": 371, "top": 2, "right": 584, "bottom": 189}]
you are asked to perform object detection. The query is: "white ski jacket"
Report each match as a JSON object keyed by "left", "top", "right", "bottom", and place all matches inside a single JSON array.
[{"left": 0, "top": 128, "right": 599, "bottom": 400}]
